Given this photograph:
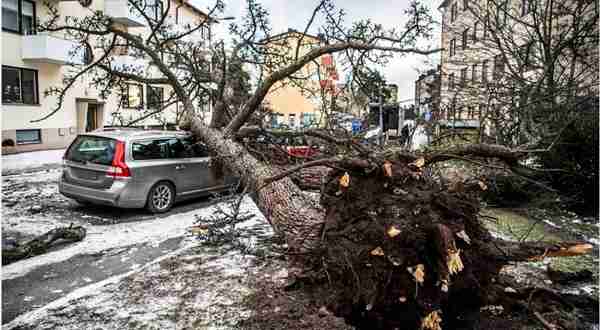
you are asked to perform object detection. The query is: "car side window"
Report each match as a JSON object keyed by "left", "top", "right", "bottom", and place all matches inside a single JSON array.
[
  {"left": 131, "top": 139, "right": 172, "bottom": 160},
  {"left": 178, "top": 137, "right": 209, "bottom": 158}
]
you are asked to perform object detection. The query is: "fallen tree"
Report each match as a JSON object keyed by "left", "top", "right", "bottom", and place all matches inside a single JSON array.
[{"left": 35, "top": 0, "right": 596, "bottom": 328}]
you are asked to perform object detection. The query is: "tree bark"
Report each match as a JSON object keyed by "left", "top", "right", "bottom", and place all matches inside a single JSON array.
[{"left": 191, "top": 119, "right": 324, "bottom": 255}]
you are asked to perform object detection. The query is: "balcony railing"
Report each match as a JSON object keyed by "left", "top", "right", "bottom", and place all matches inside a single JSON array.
[
  {"left": 21, "top": 34, "right": 82, "bottom": 65},
  {"left": 104, "top": 0, "right": 145, "bottom": 27}
]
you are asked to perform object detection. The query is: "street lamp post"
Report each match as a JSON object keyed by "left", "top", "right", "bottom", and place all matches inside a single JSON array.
[{"left": 379, "top": 83, "right": 384, "bottom": 146}]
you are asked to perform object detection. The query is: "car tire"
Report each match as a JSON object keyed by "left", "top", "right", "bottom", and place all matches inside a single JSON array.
[{"left": 146, "top": 181, "right": 175, "bottom": 214}]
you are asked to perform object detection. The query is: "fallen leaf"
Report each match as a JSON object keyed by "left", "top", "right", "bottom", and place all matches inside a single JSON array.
[
  {"left": 339, "top": 172, "right": 350, "bottom": 188},
  {"left": 383, "top": 161, "right": 393, "bottom": 177},
  {"left": 448, "top": 249, "right": 464, "bottom": 275},
  {"left": 189, "top": 226, "right": 208, "bottom": 235},
  {"left": 408, "top": 264, "right": 425, "bottom": 284},
  {"left": 478, "top": 180, "right": 488, "bottom": 191},
  {"left": 422, "top": 310, "right": 442, "bottom": 330},
  {"left": 387, "top": 225, "right": 401, "bottom": 238},
  {"left": 371, "top": 247, "right": 385, "bottom": 256},
  {"left": 410, "top": 157, "right": 426, "bottom": 168}
]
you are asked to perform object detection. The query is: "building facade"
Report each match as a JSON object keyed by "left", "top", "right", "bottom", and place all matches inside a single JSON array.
[
  {"left": 414, "top": 67, "right": 441, "bottom": 118},
  {"left": 263, "top": 29, "right": 339, "bottom": 129},
  {"left": 2, "top": 0, "right": 213, "bottom": 153},
  {"left": 437, "top": 0, "right": 597, "bottom": 137}
]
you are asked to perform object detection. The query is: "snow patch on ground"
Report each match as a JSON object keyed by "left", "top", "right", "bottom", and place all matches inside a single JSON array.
[
  {"left": 2, "top": 149, "right": 66, "bottom": 173},
  {"left": 2, "top": 195, "right": 265, "bottom": 281},
  {"left": 4, "top": 210, "right": 276, "bottom": 330}
]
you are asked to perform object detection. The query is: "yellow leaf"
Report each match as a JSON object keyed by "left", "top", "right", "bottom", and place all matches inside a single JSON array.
[
  {"left": 339, "top": 172, "right": 350, "bottom": 188},
  {"left": 410, "top": 157, "right": 426, "bottom": 168},
  {"left": 383, "top": 161, "right": 393, "bottom": 177},
  {"left": 478, "top": 180, "right": 488, "bottom": 191},
  {"left": 448, "top": 249, "right": 464, "bottom": 275},
  {"left": 422, "top": 310, "right": 442, "bottom": 330},
  {"left": 387, "top": 225, "right": 401, "bottom": 238},
  {"left": 370, "top": 247, "right": 385, "bottom": 256},
  {"left": 190, "top": 226, "right": 208, "bottom": 235},
  {"left": 408, "top": 264, "right": 425, "bottom": 284}
]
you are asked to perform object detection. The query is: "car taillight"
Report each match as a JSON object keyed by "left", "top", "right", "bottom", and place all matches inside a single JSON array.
[{"left": 108, "top": 141, "right": 130, "bottom": 178}]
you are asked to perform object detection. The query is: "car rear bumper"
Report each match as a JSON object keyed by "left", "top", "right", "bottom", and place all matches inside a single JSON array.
[{"left": 59, "top": 177, "right": 146, "bottom": 209}]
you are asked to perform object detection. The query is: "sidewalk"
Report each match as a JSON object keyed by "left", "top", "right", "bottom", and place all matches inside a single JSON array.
[{"left": 2, "top": 149, "right": 66, "bottom": 175}]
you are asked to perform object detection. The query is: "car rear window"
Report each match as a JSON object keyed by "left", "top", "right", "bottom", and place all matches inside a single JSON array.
[{"left": 66, "top": 136, "right": 117, "bottom": 166}]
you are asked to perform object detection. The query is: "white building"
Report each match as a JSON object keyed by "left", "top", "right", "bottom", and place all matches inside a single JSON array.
[{"left": 2, "top": 0, "right": 214, "bottom": 153}]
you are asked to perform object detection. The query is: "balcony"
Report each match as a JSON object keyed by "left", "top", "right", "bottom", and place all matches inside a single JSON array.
[
  {"left": 104, "top": 0, "right": 145, "bottom": 27},
  {"left": 21, "top": 34, "right": 82, "bottom": 65}
]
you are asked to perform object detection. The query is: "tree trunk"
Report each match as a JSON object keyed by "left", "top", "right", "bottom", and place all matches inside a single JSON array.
[{"left": 191, "top": 119, "right": 324, "bottom": 255}]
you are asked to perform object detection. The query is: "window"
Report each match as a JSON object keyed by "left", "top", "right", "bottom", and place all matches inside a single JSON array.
[
  {"left": 460, "top": 68, "right": 467, "bottom": 86},
  {"left": 472, "top": 64, "right": 477, "bottom": 82},
  {"left": 483, "top": 14, "right": 489, "bottom": 38},
  {"left": 65, "top": 136, "right": 116, "bottom": 165},
  {"left": 497, "top": 1, "right": 508, "bottom": 26},
  {"left": 521, "top": 0, "right": 532, "bottom": 16},
  {"left": 289, "top": 114, "right": 296, "bottom": 128},
  {"left": 147, "top": 85, "right": 164, "bottom": 109},
  {"left": 493, "top": 55, "right": 505, "bottom": 79},
  {"left": 519, "top": 42, "right": 535, "bottom": 70},
  {"left": 2, "top": 0, "right": 35, "bottom": 34},
  {"left": 451, "top": 3, "right": 457, "bottom": 22},
  {"left": 450, "top": 38, "right": 456, "bottom": 57},
  {"left": 302, "top": 112, "right": 316, "bottom": 127},
  {"left": 82, "top": 42, "right": 94, "bottom": 65},
  {"left": 176, "top": 138, "right": 209, "bottom": 158},
  {"left": 16, "top": 129, "right": 41, "bottom": 144},
  {"left": 448, "top": 73, "right": 455, "bottom": 89},
  {"left": 473, "top": 22, "right": 479, "bottom": 41},
  {"left": 2, "top": 66, "right": 38, "bottom": 104},
  {"left": 132, "top": 139, "right": 173, "bottom": 160},
  {"left": 122, "top": 83, "right": 143, "bottom": 108},
  {"left": 462, "top": 28, "right": 469, "bottom": 49},
  {"left": 144, "top": 0, "right": 163, "bottom": 21},
  {"left": 482, "top": 60, "right": 489, "bottom": 83}
]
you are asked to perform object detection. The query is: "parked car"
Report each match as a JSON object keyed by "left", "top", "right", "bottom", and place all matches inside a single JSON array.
[
  {"left": 59, "top": 128, "right": 239, "bottom": 213},
  {"left": 277, "top": 136, "right": 321, "bottom": 159}
]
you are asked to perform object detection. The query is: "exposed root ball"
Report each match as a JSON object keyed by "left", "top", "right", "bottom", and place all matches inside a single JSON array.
[{"left": 318, "top": 158, "right": 501, "bottom": 329}]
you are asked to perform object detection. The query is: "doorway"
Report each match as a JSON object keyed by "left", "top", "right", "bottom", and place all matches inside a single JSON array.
[{"left": 86, "top": 103, "right": 98, "bottom": 132}]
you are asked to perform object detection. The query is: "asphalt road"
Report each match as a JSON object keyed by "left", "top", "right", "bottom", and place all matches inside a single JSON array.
[{"left": 1, "top": 165, "right": 218, "bottom": 324}]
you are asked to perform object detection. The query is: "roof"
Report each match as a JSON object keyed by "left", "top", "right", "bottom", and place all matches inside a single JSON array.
[
  {"left": 177, "top": 0, "right": 216, "bottom": 22},
  {"left": 261, "top": 28, "right": 323, "bottom": 44},
  {"left": 84, "top": 128, "right": 190, "bottom": 141}
]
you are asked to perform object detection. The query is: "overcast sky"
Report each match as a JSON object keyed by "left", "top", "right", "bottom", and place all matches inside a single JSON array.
[{"left": 198, "top": 0, "right": 442, "bottom": 104}]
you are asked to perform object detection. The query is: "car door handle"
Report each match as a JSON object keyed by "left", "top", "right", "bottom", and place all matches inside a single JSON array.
[{"left": 175, "top": 164, "right": 186, "bottom": 170}]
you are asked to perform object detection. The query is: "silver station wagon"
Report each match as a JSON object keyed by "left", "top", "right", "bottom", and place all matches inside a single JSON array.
[{"left": 59, "top": 128, "right": 238, "bottom": 213}]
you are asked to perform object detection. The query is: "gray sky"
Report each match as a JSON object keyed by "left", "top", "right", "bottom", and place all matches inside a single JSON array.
[{"left": 201, "top": 0, "right": 442, "bottom": 103}]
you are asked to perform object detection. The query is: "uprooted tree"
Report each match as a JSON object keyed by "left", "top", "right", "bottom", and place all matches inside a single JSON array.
[{"left": 36, "top": 0, "right": 595, "bottom": 328}]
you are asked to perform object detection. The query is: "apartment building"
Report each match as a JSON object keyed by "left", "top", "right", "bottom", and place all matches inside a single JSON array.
[
  {"left": 2, "top": 0, "right": 213, "bottom": 153},
  {"left": 414, "top": 67, "right": 441, "bottom": 118},
  {"left": 437, "top": 0, "right": 597, "bottom": 135},
  {"left": 263, "top": 29, "right": 339, "bottom": 129}
]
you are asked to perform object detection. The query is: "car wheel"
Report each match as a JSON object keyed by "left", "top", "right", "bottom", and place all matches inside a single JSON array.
[{"left": 146, "top": 182, "right": 175, "bottom": 213}]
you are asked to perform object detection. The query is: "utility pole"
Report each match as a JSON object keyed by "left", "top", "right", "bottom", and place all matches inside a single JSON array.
[{"left": 378, "top": 83, "right": 384, "bottom": 146}]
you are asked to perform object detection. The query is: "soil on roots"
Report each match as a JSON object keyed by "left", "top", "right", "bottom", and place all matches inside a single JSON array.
[{"left": 317, "top": 157, "right": 504, "bottom": 329}]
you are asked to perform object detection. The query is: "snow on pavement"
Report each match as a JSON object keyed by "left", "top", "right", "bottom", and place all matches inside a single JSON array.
[
  {"left": 2, "top": 149, "right": 66, "bottom": 173},
  {"left": 2, "top": 195, "right": 265, "bottom": 281},
  {"left": 4, "top": 200, "right": 276, "bottom": 330}
]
